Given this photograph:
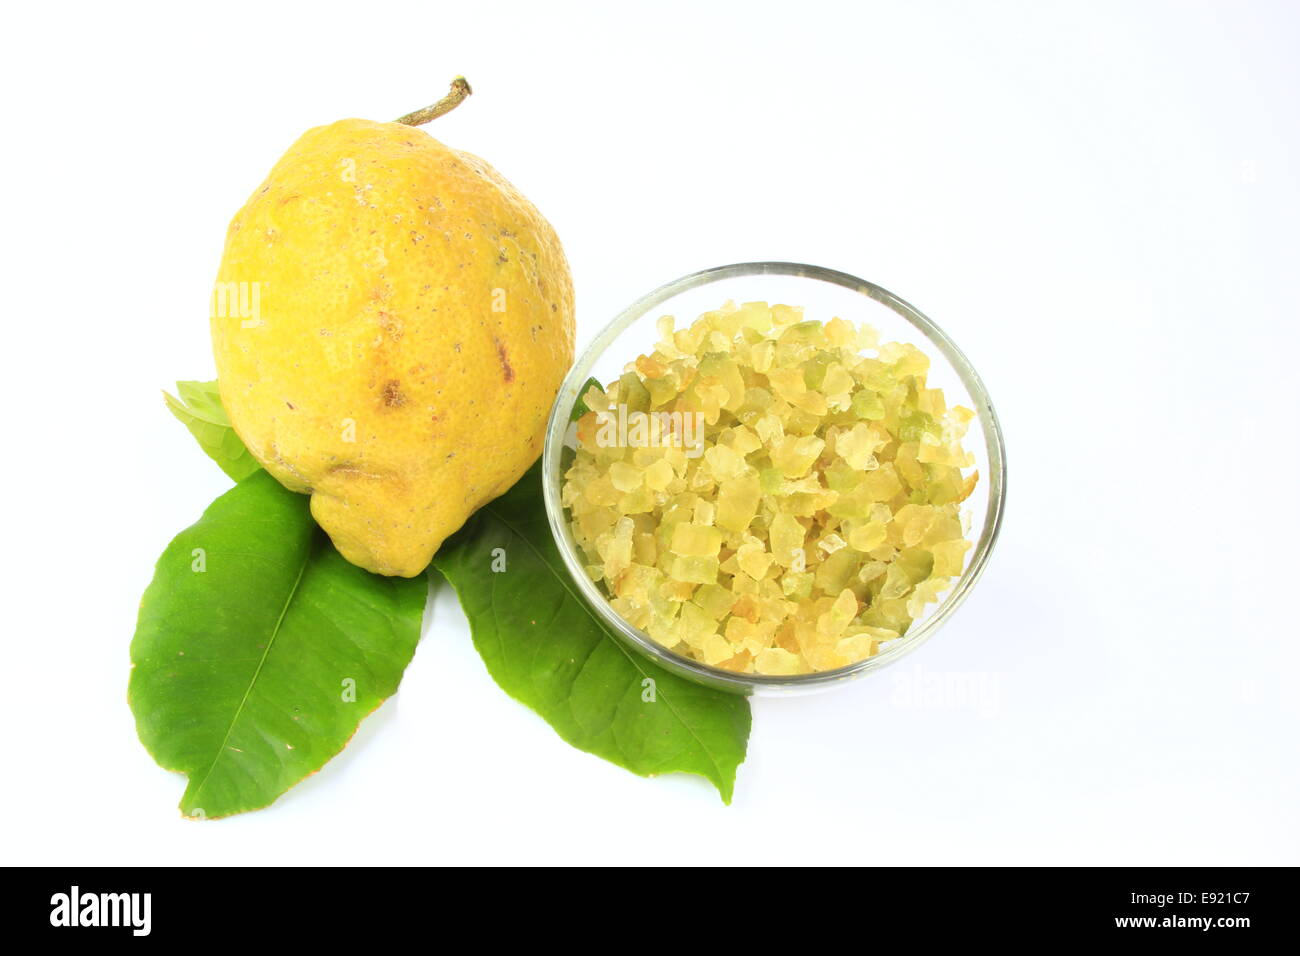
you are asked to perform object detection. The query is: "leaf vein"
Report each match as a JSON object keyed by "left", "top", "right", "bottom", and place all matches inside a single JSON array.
[{"left": 185, "top": 540, "right": 312, "bottom": 804}]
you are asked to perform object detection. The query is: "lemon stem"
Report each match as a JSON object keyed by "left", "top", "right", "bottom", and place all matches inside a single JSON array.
[{"left": 395, "top": 77, "right": 473, "bottom": 126}]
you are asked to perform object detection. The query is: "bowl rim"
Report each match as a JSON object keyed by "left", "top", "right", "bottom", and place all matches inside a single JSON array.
[{"left": 542, "top": 261, "right": 1007, "bottom": 693}]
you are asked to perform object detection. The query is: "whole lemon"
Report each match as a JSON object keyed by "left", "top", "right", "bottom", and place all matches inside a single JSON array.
[{"left": 211, "top": 84, "right": 574, "bottom": 576}]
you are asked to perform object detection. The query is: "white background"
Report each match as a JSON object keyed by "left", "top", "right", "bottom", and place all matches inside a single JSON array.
[{"left": 3, "top": 0, "right": 1297, "bottom": 866}]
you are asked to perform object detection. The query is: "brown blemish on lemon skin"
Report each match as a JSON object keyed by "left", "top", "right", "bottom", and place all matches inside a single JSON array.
[
  {"left": 382, "top": 380, "right": 406, "bottom": 407},
  {"left": 494, "top": 339, "right": 514, "bottom": 382}
]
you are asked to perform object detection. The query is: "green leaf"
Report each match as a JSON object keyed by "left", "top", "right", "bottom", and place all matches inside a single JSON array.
[
  {"left": 163, "top": 380, "right": 261, "bottom": 481},
  {"left": 433, "top": 462, "right": 751, "bottom": 803},
  {"left": 130, "top": 471, "right": 427, "bottom": 819}
]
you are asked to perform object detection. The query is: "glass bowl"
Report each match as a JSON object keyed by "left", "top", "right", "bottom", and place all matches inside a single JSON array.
[{"left": 542, "top": 262, "right": 1006, "bottom": 696}]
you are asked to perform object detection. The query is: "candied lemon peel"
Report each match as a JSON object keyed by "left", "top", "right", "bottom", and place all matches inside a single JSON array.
[{"left": 562, "top": 301, "right": 978, "bottom": 676}]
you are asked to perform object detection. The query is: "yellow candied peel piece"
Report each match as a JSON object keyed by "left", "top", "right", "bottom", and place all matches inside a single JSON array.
[{"left": 561, "top": 300, "right": 980, "bottom": 675}]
